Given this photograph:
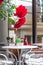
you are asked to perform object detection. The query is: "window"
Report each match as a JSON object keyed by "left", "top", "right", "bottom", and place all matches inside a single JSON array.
[
  {"left": 10, "top": 0, "right": 32, "bottom": 6},
  {"left": 25, "top": 35, "right": 32, "bottom": 43},
  {"left": 40, "top": 0, "right": 43, "bottom": 22},
  {"left": 9, "top": 0, "right": 43, "bottom": 43},
  {"left": 36, "top": 0, "right": 43, "bottom": 43}
]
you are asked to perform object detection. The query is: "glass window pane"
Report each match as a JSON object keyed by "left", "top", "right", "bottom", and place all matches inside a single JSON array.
[{"left": 36, "top": 0, "right": 43, "bottom": 43}]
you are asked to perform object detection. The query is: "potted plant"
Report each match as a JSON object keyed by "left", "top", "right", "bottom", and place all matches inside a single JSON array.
[{"left": 15, "top": 38, "right": 23, "bottom": 46}]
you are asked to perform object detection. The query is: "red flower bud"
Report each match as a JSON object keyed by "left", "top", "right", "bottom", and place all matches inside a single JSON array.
[
  {"left": 14, "top": 5, "right": 27, "bottom": 18},
  {"left": 14, "top": 17, "right": 26, "bottom": 28}
]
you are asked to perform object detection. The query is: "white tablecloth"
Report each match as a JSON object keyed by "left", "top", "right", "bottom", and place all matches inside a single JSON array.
[{"left": 2, "top": 45, "right": 37, "bottom": 49}]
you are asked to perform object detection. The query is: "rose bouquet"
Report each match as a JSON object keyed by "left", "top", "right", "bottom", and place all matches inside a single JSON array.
[{"left": 0, "top": 0, "right": 27, "bottom": 29}]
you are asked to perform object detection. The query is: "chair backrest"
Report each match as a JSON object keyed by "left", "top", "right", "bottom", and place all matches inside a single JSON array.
[
  {"left": 8, "top": 51, "right": 17, "bottom": 65},
  {"left": 0, "top": 54, "right": 8, "bottom": 65}
]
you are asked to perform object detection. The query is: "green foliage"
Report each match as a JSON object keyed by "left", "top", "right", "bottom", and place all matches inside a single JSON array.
[
  {"left": 7, "top": 4, "right": 16, "bottom": 16},
  {"left": 0, "top": 10, "right": 6, "bottom": 21},
  {"left": 37, "top": 35, "right": 42, "bottom": 42},
  {"left": 0, "top": 3, "right": 5, "bottom": 9},
  {"left": 15, "top": 38, "right": 23, "bottom": 43},
  {"left": 0, "top": 0, "right": 16, "bottom": 23},
  {"left": 8, "top": 17, "right": 15, "bottom": 25}
]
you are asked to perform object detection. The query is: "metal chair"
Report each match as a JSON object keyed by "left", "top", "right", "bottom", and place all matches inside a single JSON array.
[
  {"left": 0, "top": 53, "right": 16, "bottom": 65},
  {"left": 7, "top": 50, "right": 17, "bottom": 65},
  {"left": 0, "top": 54, "right": 8, "bottom": 65},
  {"left": 25, "top": 54, "right": 43, "bottom": 65}
]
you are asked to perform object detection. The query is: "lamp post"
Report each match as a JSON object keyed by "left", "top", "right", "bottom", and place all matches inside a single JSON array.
[{"left": 32, "top": 0, "right": 37, "bottom": 43}]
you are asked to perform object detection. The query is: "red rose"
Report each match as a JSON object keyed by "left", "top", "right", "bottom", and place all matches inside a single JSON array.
[
  {"left": 0, "top": 0, "right": 3, "bottom": 5},
  {"left": 14, "top": 5, "right": 27, "bottom": 18},
  {"left": 14, "top": 17, "right": 26, "bottom": 28}
]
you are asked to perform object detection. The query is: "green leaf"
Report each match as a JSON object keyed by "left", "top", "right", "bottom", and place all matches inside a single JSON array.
[
  {"left": 15, "top": 38, "right": 23, "bottom": 43},
  {"left": 11, "top": 5, "right": 16, "bottom": 9},
  {"left": 0, "top": 10, "right": 6, "bottom": 21},
  {"left": 0, "top": 0, "right": 16, "bottom": 21},
  {"left": 8, "top": 17, "right": 15, "bottom": 25}
]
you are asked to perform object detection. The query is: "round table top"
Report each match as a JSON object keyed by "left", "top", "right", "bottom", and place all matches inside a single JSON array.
[{"left": 2, "top": 45, "right": 38, "bottom": 49}]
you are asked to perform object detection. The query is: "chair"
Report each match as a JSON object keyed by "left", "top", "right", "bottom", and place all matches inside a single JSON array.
[
  {"left": 7, "top": 50, "right": 17, "bottom": 65},
  {"left": 0, "top": 52, "right": 18, "bottom": 65},
  {"left": 0, "top": 42, "right": 18, "bottom": 65},
  {"left": 25, "top": 54, "right": 43, "bottom": 65},
  {"left": 0, "top": 53, "right": 17, "bottom": 65},
  {"left": 0, "top": 53, "right": 8, "bottom": 65}
]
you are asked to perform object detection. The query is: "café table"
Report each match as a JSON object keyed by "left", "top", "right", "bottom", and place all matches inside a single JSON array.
[
  {"left": 2, "top": 45, "right": 37, "bottom": 49},
  {"left": 2, "top": 45, "right": 38, "bottom": 65}
]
